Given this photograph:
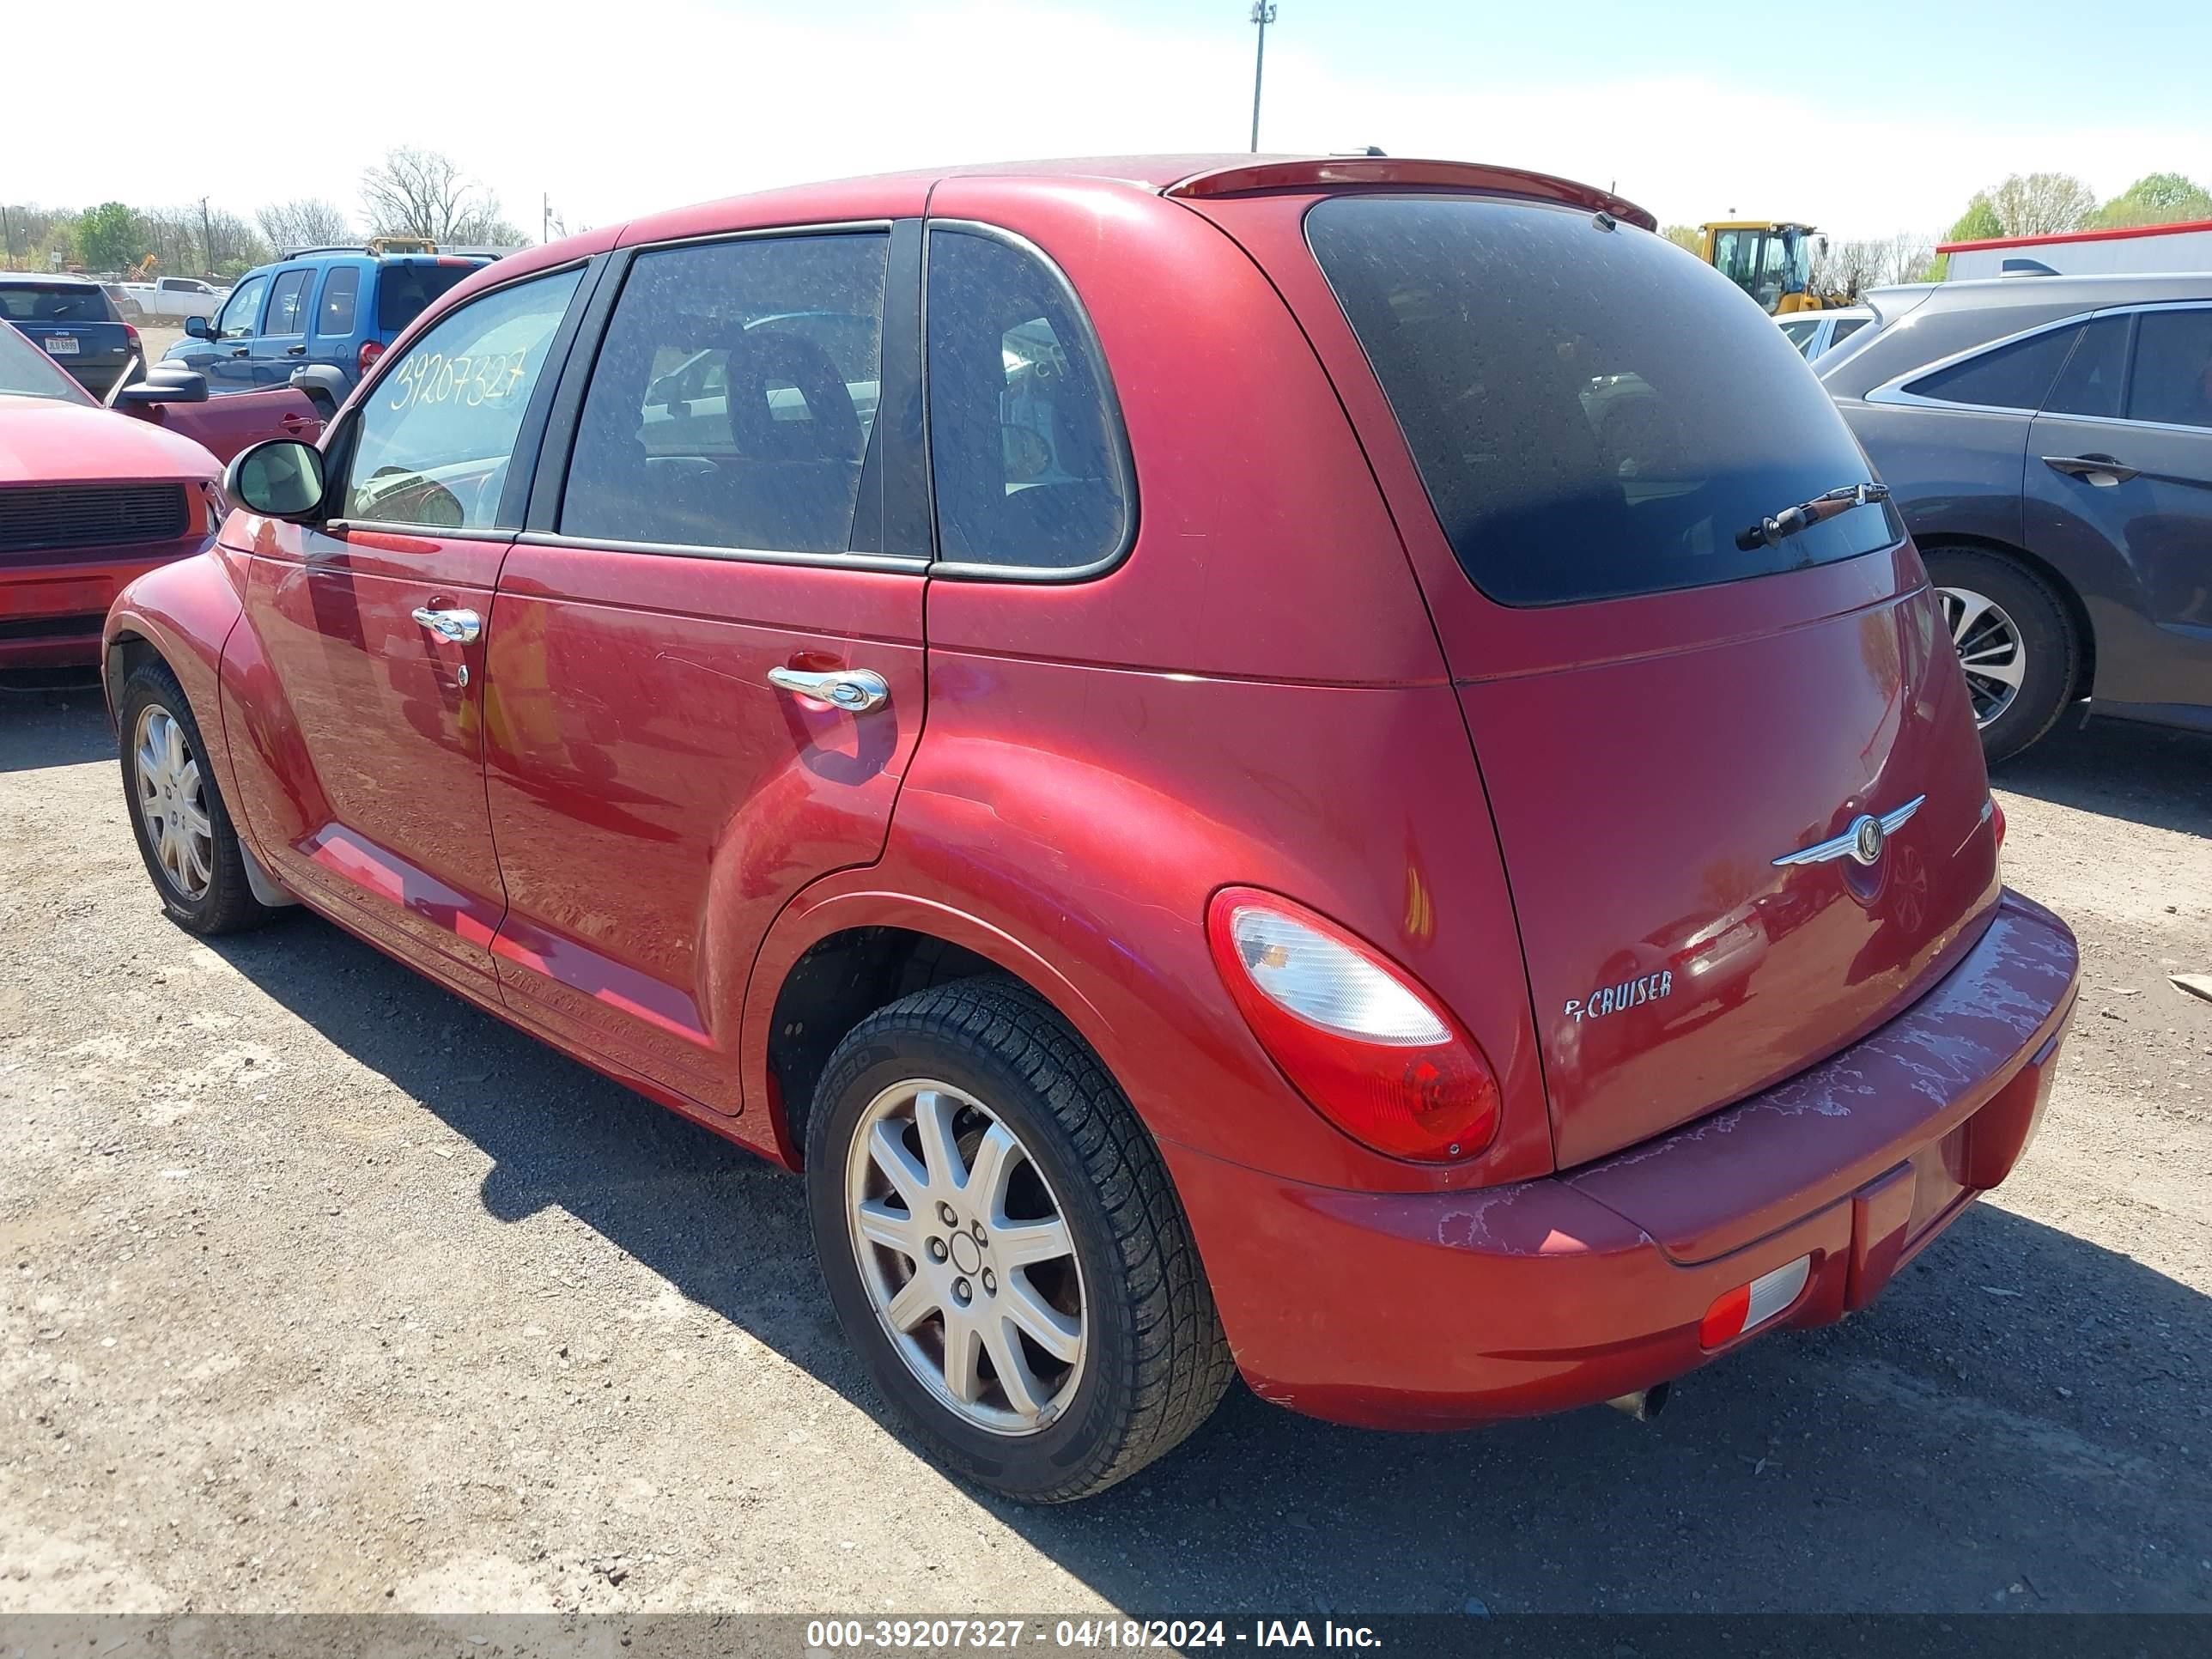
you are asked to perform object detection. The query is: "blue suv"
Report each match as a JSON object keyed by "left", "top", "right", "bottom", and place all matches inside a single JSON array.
[{"left": 163, "top": 243, "right": 493, "bottom": 393}]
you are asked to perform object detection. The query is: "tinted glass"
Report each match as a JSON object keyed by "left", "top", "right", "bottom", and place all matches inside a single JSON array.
[
  {"left": 1309, "top": 196, "right": 1899, "bottom": 607},
  {"left": 2126, "top": 308, "right": 2212, "bottom": 428},
  {"left": 1905, "top": 324, "right": 2080, "bottom": 410},
  {"left": 0, "top": 322, "right": 92, "bottom": 403},
  {"left": 375, "top": 262, "right": 477, "bottom": 332},
  {"left": 341, "top": 268, "right": 580, "bottom": 529},
  {"left": 0, "top": 283, "right": 112, "bottom": 323},
  {"left": 216, "top": 276, "right": 268, "bottom": 339},
  {"left": 2042, "top": 314, "right": 2130, "bottom": 420},
  {"left": 562, "top": 233, "right": 887, "bottom": 555},
  {"left": 1779, "top": 319, "right": 1819, "bottom": 356},
  {"left": 264, "top": 270, "right": 312, "bottom": 335},
  {"left": 317, "top": 265, "right": 361, "bottom": 336},
  {"left": 1830, "top": 317, "right": 1868, "bottom": 346},
  {"left": 927, "top": 228, "right": 1129, "bottom": 569}
]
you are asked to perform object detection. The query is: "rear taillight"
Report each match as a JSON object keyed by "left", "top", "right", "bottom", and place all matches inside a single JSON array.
[
  {"left": 1990, "top": 798, "right": 2007, "bottom": 851},
  {"left": 1206, "top": 887, "right": 1500, "bottom": 1163},
  {"left": 124, "top": 324, "right": 142, "bottom": 353},
  {"left": 1698, "top": 1255, "right": 1812, "bottom": 1348},
  {"left": 358, "top": 338, "right": 385, "bottom": 375}
]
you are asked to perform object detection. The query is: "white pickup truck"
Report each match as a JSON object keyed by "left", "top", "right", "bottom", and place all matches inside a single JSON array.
[{"left": 114, "top": 276, "right": 227, "bottom": 323}]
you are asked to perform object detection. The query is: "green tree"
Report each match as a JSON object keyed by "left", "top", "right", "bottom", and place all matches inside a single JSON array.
[
  {"left": 1943, "top": 192, "right": 2004, "bottom": 245},
  {"left": 1989, "top": 172, "right": 2099, "bottom": 236},
  {"left": 2098, "top": 172, "right": 2212, "bottom": 228},
  {"left": 76, "top": 201, "right": 147, "bottom": 272},
  {"left": 1661, "top": 223, "right": 1704, "bottom": 254}
]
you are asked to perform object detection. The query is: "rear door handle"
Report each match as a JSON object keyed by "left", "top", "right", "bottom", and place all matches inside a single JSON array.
[
  {"left": 411, "top": 606, "right": 482, "bottom": 643},
  {"left": 286, "top": 344, "right": 307, "bottom": 356},
  {"left": 766, "top": 665, "right": 890, "bottom": 713},
  {"left": 2042, "top": 453, "right": 2140, "bottom": 485}
]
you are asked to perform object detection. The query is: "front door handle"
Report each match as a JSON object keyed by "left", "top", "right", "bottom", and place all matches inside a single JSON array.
[
  {"left": 229, "top": 347, "right": 249, "bottom": 358},
  {"left": 411, "top": 606, "right": 482, "bottom": 644},
  {"left": 2042, "top": 453, "right": 2140, "bottom": 486},
  {"left": 766, "top": 665, "right": 890, "bottom": 713},
  {"left": 286, "top": 344, "right": 307, "bottom": 356}
]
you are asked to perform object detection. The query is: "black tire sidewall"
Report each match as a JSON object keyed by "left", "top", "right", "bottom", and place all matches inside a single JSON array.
[
  {"left": 118, "top": 665, "right": 247, "bottom": 933},
  {"left": 805, "top": 1019, "right": 1137, "bottom": 1500},
  {"left": 1923, "top": 550, "right": 2075, "bottom": 765}
]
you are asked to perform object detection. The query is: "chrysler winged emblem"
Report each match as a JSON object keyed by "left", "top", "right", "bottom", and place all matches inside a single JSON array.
[{"left": 1771, "top": 795, "right": 1925, "bottom": 869}]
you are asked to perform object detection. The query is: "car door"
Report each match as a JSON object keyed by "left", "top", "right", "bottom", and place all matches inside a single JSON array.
[
  {"left": 479, "top": 222, "right": 928, "bottom": 1111},
  {"left": 247, "top": 266, "right": 314, "bottom": 386},
  {"left": 199, "top": 272, "right": 270, "bottom": 391},
  {"left": 2026, "top": 303, "right": 2212, "bottom": 713},
  {"left": 136, "top": 384, "right": 323, "bottom": 463},
  {"left": 221, "top": 265, "right": 590, "bottom": 995},
  {"left": 311, "top": 263, "right": 363, "bottom": 378}
]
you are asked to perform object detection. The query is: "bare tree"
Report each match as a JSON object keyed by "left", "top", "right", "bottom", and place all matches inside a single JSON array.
[
  {"left": 361, "top": 148, "right": 511, "bottom": 244},
  {"left": 1823, "top": 239, "right": 1886, "bottom": 295},
  {"left": 1988, "top": 172, "right": 2099, "bottom": 237},
  {"left": 258, "top": 198, "right": 354, "bottom": 252},
  {"left": 1879, "top": 232, "right": 1935, "bottom": 286}
]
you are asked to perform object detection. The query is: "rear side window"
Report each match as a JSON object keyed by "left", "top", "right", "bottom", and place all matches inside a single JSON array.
[
  {"left": 561, "top": 232, "right": 888, "bottom": 555},
  {"left": 2042, "top": 315, "right": 2130, "bottom": 420},
  {"left": 375, "top": 262, "right": 477, "bottom": 333},
  {"left": 1905, "top": 324, "right": 2080, "bottom": 410},
  {"left": 1309, "top": 196, "right": 1899, "bottom": 607},
  {"left": 340, "top": 268, "right": 581, "bottom": 530},
  {"left": 264, "top": 269, "right": 312, "bottom": 336},
  {"left": 2126, "top": 309, "right": 2212, "bottom": 428},
  {"left": 926, "top": 228, "right": 1130, "bottom": 571},
  {"left": 317, "top": 266, "right": 362, "bottom": 337},
  {"left": 1830, "top": 317, "right": 1869, "bottom": 348}
]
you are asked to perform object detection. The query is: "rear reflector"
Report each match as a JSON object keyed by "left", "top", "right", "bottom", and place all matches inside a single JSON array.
[{"left": 1698, "top": 1255, "right": 1812, "bottom": 1349}]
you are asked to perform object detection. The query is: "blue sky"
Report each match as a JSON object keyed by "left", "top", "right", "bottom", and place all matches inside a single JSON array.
[{"left": 24, "top": 1, "right": 2212, "bottom": 242}]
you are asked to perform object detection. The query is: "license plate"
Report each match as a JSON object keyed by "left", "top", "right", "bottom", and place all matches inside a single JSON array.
[{"left": 43, "top": 336, "right": 80, "bottom": 356}]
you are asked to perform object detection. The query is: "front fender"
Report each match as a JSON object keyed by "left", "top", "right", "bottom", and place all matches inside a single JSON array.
[{"left": 103, "top": 544, "right": 248, "bottom": 802}]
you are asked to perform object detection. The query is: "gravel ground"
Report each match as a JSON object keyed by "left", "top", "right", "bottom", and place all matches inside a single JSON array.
[{"left": 1, "top": 681, "right": 2208, "bottom": 1615}]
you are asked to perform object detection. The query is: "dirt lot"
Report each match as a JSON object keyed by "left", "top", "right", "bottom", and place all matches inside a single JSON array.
[{"left": 1, "top": 683, "right": 2208, "bottom": 1616}]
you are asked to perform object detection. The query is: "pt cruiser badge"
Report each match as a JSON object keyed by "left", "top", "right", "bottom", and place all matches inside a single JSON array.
[{"left": 1566, "top": 970, "right": 1674, "bottom": 1024}]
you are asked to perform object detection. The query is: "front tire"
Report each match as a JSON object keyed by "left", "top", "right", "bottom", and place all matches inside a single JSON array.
[
  {"left": 118, "top": 660, "right": 274, "bottom": 936},
  {"left": 1923, "top": 548, "right": 2078, "bottom": 765},
  {"left": 806, "top": 978, "right": 1232, "bottom": 1503}
]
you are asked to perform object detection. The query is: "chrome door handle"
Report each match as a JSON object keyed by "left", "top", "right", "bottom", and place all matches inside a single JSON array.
[
  {"left": 411, "top": 606, "right": 482, "bottom": 643},
  {"left": 2042, "top": 453, "right": 2139, "bottom": 486},
  {"left": 766, "top": 665, "right": 890, "bottom": 713}
]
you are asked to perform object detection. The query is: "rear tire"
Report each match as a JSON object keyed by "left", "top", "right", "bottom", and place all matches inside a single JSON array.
[
  {"left": 805, "top": 977, "right": 1233, "bottom": 1503},
  {"left": 118, "top": 660, "right": 274, "bottom": 936},
  {"left": 1923, "top": 547, "right": 2077, "bottom": 765}
]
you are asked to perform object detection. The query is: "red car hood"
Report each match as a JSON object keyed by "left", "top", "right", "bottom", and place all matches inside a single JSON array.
[{"left": 0, "top": 396, "right": 218, "bottom": 485}]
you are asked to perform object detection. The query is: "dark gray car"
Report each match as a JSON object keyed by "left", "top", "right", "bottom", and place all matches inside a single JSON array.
[{"left": 1820, "top": 273, "right": 2212, "bottom": 761}]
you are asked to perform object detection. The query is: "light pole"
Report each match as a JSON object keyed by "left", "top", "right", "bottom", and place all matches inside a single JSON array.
[{"left": 1249, "top": 3, "right": 1278, "bottom": 154}]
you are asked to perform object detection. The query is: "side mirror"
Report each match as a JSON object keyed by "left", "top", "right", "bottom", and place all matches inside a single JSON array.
[
  {"left": 118, "top": 371, "right": 210, "bottom": 406},
  {"left": 226, "top": 439, "right": 327, "bottom": 520},
  {"left": 185, "top": 315, "right": 214, "bottom": 340}
]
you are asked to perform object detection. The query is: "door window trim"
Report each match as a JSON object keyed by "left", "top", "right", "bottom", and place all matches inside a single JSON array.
[
  {"left": 317, "top": 256, "right": 604, "bottom": 538},
  {"left": 1865, "top": 300, "right": 2212, "bottom": 421},
  {"left": 522, "top": 218, "right": 934, "bottom": 570}
]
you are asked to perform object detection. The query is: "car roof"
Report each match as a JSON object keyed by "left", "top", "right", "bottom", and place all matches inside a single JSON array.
[
  {"left": 0, "top": 271, "right": 99, "bottom": 285},
  {"left": 1866, "top": 270, "right": 2212, "bottom": 313}
]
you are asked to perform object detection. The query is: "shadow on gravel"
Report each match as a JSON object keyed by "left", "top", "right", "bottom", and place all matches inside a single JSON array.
[
  {"left": 1993, "top": 715, "right": 2212, "bottom": 839},
  {"left": 0, "top": 674, "right": 112, "bottom": 773},
  {"left": 204, "top": 908, "right": 2212, "bottom": 1614}
]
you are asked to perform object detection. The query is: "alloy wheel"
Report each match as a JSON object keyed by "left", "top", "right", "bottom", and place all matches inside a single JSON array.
[
  {"left": 843, "top": 1079, "right": 1087, "bottom": 1436},
  {"left": 133, "top": 705, "right": 215, "bottom": 902},
  {"left": 1938, "top": 585, "right": 2025, "bottom": 729}
]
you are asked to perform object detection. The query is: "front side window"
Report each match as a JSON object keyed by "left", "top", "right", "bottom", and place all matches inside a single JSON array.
[
  {"left": 562, "top": 233, "right": 888, "bottom": 555},
  {"left": 1905, "top": 324, "right": 2081, "bottom": 411},
  {"left": 216, "top": 276, "right": 269, "bottom": 339},
  {"left": 1310, "top": 195, "right": 1899, "bottom": 607},
  {"left": 340, "top": 268, "right": 581, "bottom": 530},
  {"left": 264, "top": 270, "right": 312, "bottom": 337},
  {"left": 317, "top": 266, "right": 361, "bottom": 337},
  {"left": 926, "top": 228, "right": 1130, "bottom": 570},
  {"left": 2126, "top": 308, "right": 2212, "bottom": 429},
  {"left": 1779, "top": 319, "right": 1820, "bottom": 356},
  {"left": 1830, "top": 317, "right": 1868, "bottom": 348}
]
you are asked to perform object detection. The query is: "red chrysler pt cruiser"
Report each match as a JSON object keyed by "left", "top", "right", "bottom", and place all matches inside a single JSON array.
[{"left": 102, "top": 156, "right": 2081, "bottom": 1502}]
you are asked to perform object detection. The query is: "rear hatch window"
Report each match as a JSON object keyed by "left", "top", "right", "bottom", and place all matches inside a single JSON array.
[
  {"left": 375, "top": 262, "right": 478, "bottom": 333},
  {"left": 1307, "top": 195, "right": 1899, "bottom": 606},
  {"left": 1, "top": 283, "right": 116, "bottom": 325}
]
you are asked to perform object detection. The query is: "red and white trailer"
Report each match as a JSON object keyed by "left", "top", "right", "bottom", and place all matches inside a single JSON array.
[{"left": 1939, "top": 218, "right": 2212, "bottom": 280}]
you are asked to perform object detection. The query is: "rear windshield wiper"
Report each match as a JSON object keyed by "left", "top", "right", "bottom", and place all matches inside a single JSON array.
[{"left": 1735, "top": 481, "right": 1890, "bottom": 551}]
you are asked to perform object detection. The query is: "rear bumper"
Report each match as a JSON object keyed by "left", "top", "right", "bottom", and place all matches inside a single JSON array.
[
  {"left": 1164, "top": 890, "right": 2079, "bottom": 1429},
  {"left": 2, "top": 541, "right": 204, "bottom": 667}
]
